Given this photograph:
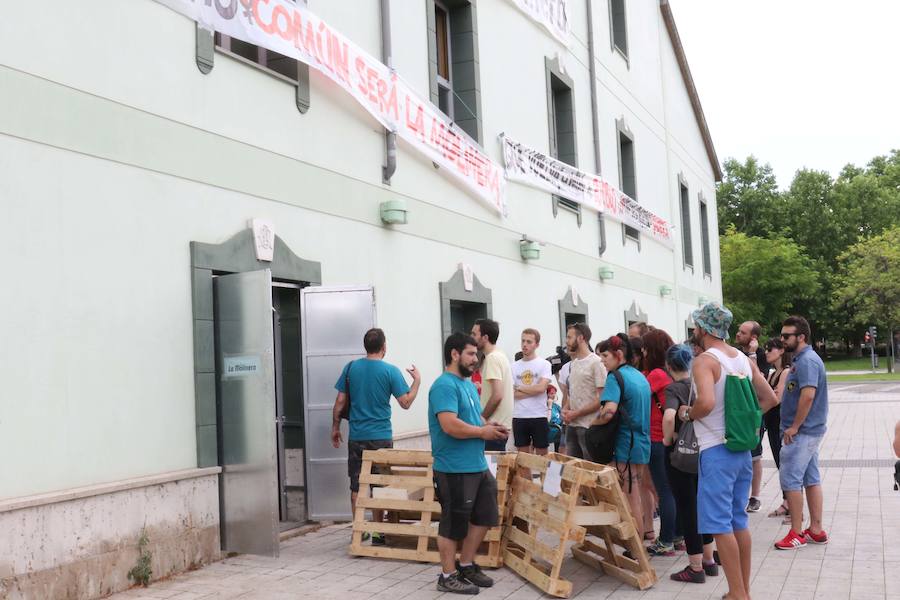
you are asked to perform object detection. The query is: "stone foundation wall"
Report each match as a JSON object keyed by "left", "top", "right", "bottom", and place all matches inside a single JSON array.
[{"left": 0, "top": 468, "right": 221, "bottom": 600}]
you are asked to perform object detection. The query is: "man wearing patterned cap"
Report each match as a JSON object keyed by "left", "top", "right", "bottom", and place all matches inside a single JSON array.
[{"left": 682, "top": 302, "right": 777, "bottom": 600}]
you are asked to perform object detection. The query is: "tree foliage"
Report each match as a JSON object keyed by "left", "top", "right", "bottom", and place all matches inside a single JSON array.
[
  {"left": 715, "top": 150, "right": 900, "bottom": 343},
  {"left": 832, "top": 226, "right": 900, "bottom": 328},
  {"left": 716, "top": 157, "right": 782, "bottom": 237},
  {"left": 720, "top": 229, "right": 820, "bottom": 337}
]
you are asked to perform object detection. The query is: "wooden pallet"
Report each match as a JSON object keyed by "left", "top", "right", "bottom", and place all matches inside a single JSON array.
[
  {"left": 500, "top": 453, "right": 656, "bottom": 597},
  {"left": 564, "top": 456, "right": 658, "bottom": 591},
  {"left": 499, "top": 452, "right": 594, "bottom": 598},
  {"left": 348, "top": 449, "right": 514, "bottom": 567}
]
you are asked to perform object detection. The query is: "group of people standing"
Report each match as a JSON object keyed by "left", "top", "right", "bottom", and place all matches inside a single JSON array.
[{"left": 331, "top": 303, "right": 830, "bottom": 598}]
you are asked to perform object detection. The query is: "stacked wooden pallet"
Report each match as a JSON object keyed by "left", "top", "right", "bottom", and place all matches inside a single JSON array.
[
  {"left": 500, "top": 453, "right": 657, "bottom": 597},
  {"left": 348, "top": 449, "right": 514, "bottom": 567}
]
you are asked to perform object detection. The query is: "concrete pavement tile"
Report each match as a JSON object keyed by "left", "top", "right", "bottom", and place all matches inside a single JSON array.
[
  {"left": 778, "top": 591, "right": 816, "bottom": 600},
  {"left": 640, "top": 591, "right": 685, "bottom": 600}
]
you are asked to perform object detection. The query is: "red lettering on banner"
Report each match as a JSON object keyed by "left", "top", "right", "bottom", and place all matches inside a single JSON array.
[
  {"left": 327, "top": 30, "right": 350, "bottom": 83},
  {"left": 252, "top": 0, "right": 274, "bottom": 34},
  {"left": 365, "top": 67, "right": 379, "bottom": 103},
  {"left": 355, "top": 57, "right": 368, "bottom": 96},
  {"left": 404, "top": 97, "right": 426, "bottom": 141},
  {"left": 271, "top": 5, "right": 291, "bottom": 38},
  {"left": 444, "top": 128, "right": 460, "bottom": 165},
  {"left": 304, "top": 19, "right": 319, "bottom": 62},
  {"left": 316, "top": 22, "right": 327, "bottom": 65},
  {"left": 377, "top": 74, "right": 399, "bottom": 121}
]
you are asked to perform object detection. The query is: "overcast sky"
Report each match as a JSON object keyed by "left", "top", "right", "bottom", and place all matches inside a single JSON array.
[{"left": 669, "top": 0, "right": 900, "bottom": 189}]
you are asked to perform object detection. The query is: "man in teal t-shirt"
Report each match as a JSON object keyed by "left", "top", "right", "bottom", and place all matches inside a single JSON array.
[
  {"left": 428, "top": 333, "right": 507, "bottom": 595},
  {"left": 331, "top": 328, "right": 420, "bottom": 544}
]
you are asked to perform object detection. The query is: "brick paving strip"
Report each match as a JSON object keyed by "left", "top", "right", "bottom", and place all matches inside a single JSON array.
[{"left": 110, "top": 383, "right": 900, "bottom": 600}]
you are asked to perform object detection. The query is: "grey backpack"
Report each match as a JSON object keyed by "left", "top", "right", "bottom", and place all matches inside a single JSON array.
[{"left": 670, "top": 384, "right": 699, "bottom": 474}]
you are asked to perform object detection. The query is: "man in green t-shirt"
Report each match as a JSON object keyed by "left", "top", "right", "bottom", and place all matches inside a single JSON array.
[
  {"left": 331, "top": 328, "right": 420, "bottom": 545},
  {"left": 429, "top": 333, "right": 507, "bottom": 594}
]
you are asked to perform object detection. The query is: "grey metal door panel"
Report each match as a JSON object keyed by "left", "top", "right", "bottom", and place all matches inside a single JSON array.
[
  {"left": 214, "top": 269, "right": 279, "bottom": 557},
  {"left": 301, "top": 286, "right": 375, "bottom": 521}
]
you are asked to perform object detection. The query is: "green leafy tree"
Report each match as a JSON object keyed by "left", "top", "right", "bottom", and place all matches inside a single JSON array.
[
  {"left": 720, "top": 228, "right": 821, "bottom": 337},
  {"left": 832, "top": 226, "right": 900, "bottom": 330},
  {"left": 715, "top": 156, "right": 783, "bottom": 237}
]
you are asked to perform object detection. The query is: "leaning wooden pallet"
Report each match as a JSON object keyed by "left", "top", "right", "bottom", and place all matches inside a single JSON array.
[
  {"left": 562, "top": 456, "right": 658, "bottom": 591},
  {"left": 499, "top": 452, "right": 594, "bottom": 598},
  {"left": 500, "top": 452, "right": 656, "bottom": 597},
  {"left": 348, "top": 449, "right": 514, "bottom": 567}
]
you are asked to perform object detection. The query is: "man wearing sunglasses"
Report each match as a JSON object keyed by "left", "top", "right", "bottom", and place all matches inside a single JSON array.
[{"left": 774, "top": 316, "right": 829, "bottom": 550}]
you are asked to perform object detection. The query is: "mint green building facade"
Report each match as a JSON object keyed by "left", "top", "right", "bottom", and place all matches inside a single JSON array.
[{"left": 0, "top": 1, "right": 722, "bottom": 597}]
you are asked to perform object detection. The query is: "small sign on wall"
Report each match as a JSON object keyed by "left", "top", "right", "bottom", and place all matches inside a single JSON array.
[
  {"left": 250, "top": 218, "right": 275, "bottom": 262},
  {"left": 223, "top": 355, "right": 262, "bottom": 378}
]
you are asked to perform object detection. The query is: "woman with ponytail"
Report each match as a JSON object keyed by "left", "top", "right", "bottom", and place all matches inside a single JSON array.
[{"left": 592, "top": 333, "right": 652, "bottom": 539}]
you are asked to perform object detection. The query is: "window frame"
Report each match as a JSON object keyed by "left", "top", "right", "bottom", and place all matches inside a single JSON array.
[
  {"left": 699, "top": 194, "right": 712, "bottom": 277},
  {"left": 546, "top": 57, "right": 582, "bottom": 225},
  {"left": 678, "top": 173, "right": 694, "bottom": 270},
  {"left": 616, "top": 118, "right": 640, "bottom": 249},
  {"left": 608, "top": 0, "right": 630, "bottom": 65},
  {"left": 434, "top": 1, "right": 454, "bottom": 120},
  {"left": 426, "top": 0, "right": 483, "bottom": 144},
  {"left": 215, "top": 26, "right": 302, "bottom": 86}
]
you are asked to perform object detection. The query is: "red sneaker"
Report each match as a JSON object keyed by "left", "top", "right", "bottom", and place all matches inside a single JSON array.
[
  {"left": 774, "top": 530, "right": 807, "bottom": 550},
  {"left": 802, "top": 528, "right": 828, "bottom": 545}
]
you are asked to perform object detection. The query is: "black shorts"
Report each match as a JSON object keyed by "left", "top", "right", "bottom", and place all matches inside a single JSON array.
[
  {"left": 348, "top": 439, "right": 393, "bottom": 492},
  {"left": 433, "top": 470, "right": 499, "bottom": 540},
  {"left": 513, "top": 417, "right": 549, "bottom": 449}
]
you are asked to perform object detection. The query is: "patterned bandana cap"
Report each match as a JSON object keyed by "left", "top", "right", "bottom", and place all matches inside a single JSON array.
[{"left": 691, "top": 301, "right": 733, "bottom": 340}]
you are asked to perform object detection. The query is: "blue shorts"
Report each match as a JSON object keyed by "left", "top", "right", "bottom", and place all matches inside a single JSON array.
[
  {"left": 779, "top": 432, "right": 822, "bottom": 492},
  {"left": 697, "top": 444, "right": 751, "bottom": 535}
]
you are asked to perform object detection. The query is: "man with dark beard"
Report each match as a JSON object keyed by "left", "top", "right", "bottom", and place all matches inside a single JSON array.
[
  {"left": 429, "top": 333, "right": 508, "bottom": 594},
  {"left": 774, "top": 316, "right": 830, "bottom": 550}
]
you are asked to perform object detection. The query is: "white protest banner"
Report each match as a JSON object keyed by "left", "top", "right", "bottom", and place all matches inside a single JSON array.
[
  {"left": 505, "top": 0, "right": 571, "bottom": 47},
  {"left": 501, "top": 136, "right": 675, "bottom": 248},
  {"left": 152, "top": 0, "right": 506, "bottom": 215}
]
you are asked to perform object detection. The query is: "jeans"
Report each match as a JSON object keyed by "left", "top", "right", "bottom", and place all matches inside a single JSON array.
[
  {"left": 648, "top": 441, "right": 678, "bottom": 544},
  {"left": 779, "top": 432, "right": 823, "bottom": 492},
  {"left": 565, "top": 426, "right": 591, "bottom": 459},
  {"left": 667, "top": 460, "right": 713, "bottom": 555}
]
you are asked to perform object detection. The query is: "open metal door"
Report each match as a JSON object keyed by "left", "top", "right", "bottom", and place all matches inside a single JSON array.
[
  {"left": 214, "top": 269, "right": 279, "bottom": 557},
  {"left": 301, "top": 286, "right": 376, "bottom": 521}
]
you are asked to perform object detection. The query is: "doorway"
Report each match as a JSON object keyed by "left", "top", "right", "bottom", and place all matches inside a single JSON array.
[
  {"left": 191, "top": 229, "right": 325, "bottom": 557},
  {"left": 450, "top": 299, "right": 488, "bottom": 336},
  {"left": 272, "top": 282, "right": 306, "bottom": 530}
]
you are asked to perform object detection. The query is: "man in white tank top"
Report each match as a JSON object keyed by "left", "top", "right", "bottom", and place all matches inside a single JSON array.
[{"left": 681, "top": 303, "right": 777, "bottom": 600}]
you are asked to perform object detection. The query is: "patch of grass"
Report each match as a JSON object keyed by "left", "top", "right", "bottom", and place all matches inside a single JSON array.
[
  {"left": 827, "top": 372, "right": 900, "bottom": 382},
  {"left": 823, "top": 356, "right": 886, "bottom": 372}
]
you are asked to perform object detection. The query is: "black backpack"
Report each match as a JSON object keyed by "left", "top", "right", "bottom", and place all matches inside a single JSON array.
[{"left": 586, "top": 370, "right": 629, "bottom": 464}]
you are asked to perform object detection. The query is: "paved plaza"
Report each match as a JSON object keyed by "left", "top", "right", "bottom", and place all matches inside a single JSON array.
[{"left": 110, "top": 382, "right": 900, "bottom": 600}]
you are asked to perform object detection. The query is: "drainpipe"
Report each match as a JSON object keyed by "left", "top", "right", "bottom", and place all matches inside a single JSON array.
[
  {"left": 381, "top": 0, "right": 397, "bottom": 184},
  {"left": 586, "top": 0, "right": 607, "bottom": 256}
]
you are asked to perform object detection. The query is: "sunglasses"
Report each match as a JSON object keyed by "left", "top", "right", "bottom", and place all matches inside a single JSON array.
[{"left": 780, "top": 332, "right": 798, "bottom": 339}]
